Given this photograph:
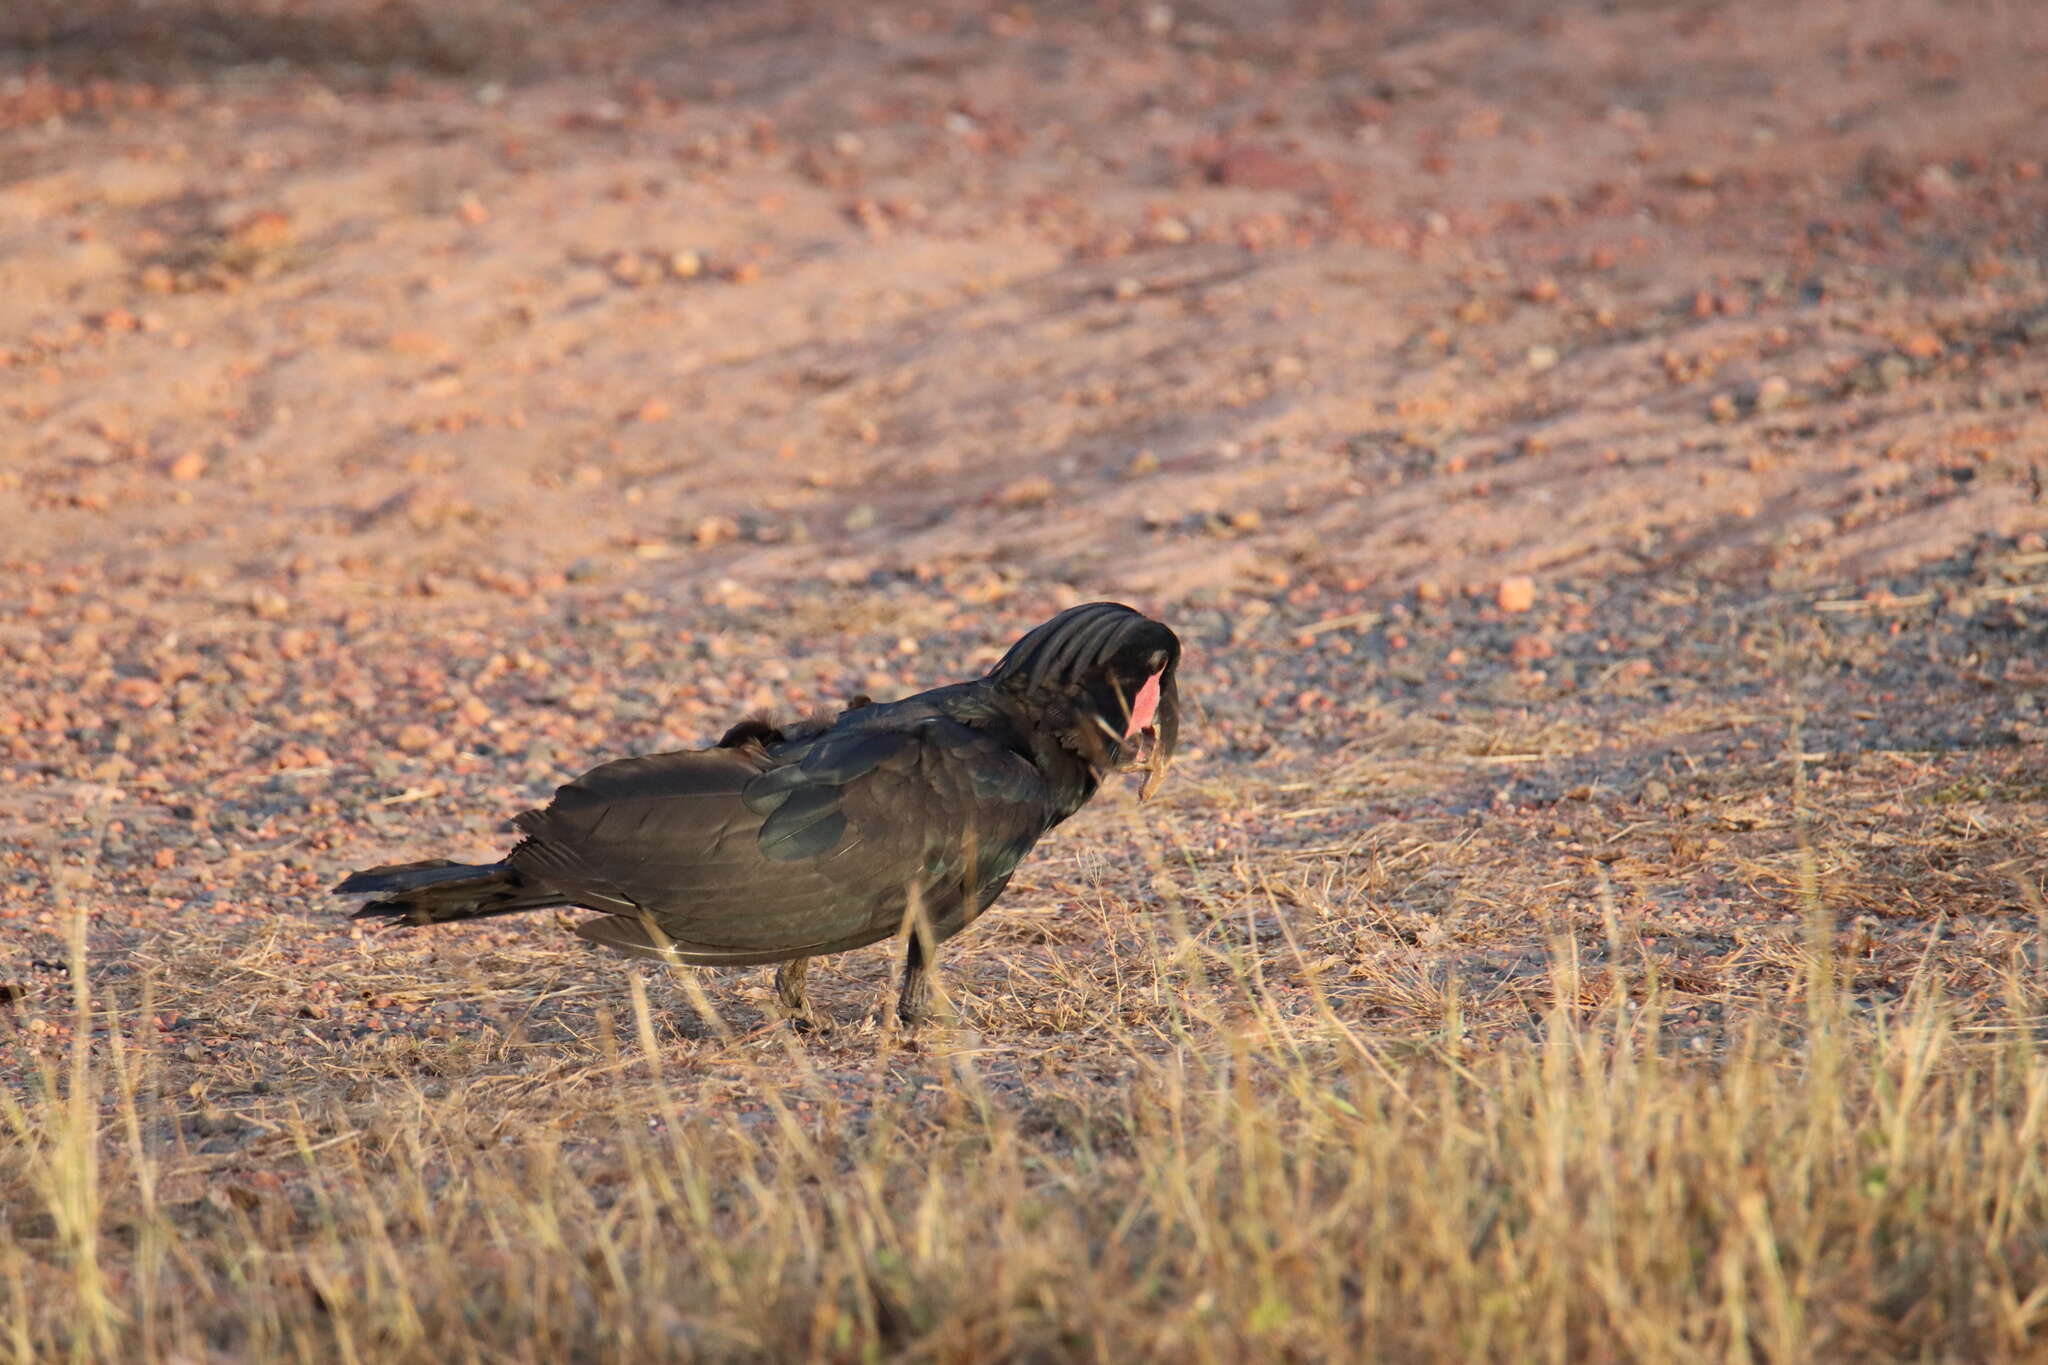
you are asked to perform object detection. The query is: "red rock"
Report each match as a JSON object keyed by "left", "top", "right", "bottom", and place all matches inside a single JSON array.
[
  {"left": 693, "top": 515, "right": 739, "bottom": 546},
  {"left": 395, "top": 724, "right": 438, "bottom": 753},
  {"left": 385, "top": 329, "right": 445, "bottom": 357},
  {"left": 1898, "top": 331, "right": 1944, "bottom": 359},
  {"left": 114, "top": 677, "right": 164, "bottom": 707},
  {"left": 227, "top": 210, "right": 293, "bottom": 250},
  {"left": 1496, "top": 576, "right": 1536, "bottom": 613},
  {"left": 1210, "top": 143, "right": 1322, "bottom": 193},
  {"left": 995, "top": 476, "right": 1054, "bottom": 507}
]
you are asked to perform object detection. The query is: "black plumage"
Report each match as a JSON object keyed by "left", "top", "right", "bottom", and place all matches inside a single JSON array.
[{"left": 335, "top": 602, "right": 1183, "bottom": 1027}]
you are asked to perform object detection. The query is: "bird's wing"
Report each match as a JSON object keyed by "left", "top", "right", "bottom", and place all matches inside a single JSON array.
[{"left": 508, "top": 717, "right": 1050, "bottom": 960}]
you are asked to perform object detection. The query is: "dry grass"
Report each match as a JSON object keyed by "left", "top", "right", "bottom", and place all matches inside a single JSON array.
[{"left": 9, "top": 834, "right": 2048, "bottom": 1362}]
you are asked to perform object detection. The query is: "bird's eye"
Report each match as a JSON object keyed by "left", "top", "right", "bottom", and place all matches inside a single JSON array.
[{"left": 1147, "top": 649, "right": 1168, "bottom": 671}]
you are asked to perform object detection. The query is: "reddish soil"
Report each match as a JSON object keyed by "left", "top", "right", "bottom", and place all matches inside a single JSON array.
[{"left": 3, "top": 0, "right": 2046, "bottom": 1067}]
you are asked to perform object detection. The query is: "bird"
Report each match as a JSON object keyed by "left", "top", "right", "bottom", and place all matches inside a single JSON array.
[{"left": 334, "top": 601, "right": 1182, "bottom": 1030}]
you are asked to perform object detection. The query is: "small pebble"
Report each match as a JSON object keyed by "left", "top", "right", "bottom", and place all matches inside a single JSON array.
[
  {"left": 693, "top": 515, "right": 740, "bottom": 546},
  {"left": 1898, "top": 330, "right": 1943, "bottom": 360},
  {"left": 996, "top": 476, "right": 1054, "bottom": 508},
  {"left": 1147, "top": 217, "right": 1192, "bottom": 246},
  {"left": 1496, "top": 576, "right": 1536, "bottom": 613},
  {"left": 395, "top": 724, "right": 438, "bottom": 753}
]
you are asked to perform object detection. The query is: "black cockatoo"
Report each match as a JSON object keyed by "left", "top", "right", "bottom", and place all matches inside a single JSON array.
[{"left": 335, "top": 602, "right": 1182, "bottom": 1027}]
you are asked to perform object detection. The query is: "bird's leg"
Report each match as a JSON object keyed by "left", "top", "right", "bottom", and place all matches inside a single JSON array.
[
  {"left": 896, "top": 933, "right": 932, "bottom": 1028},
  {"left": 773, "top": 957, "right": 819, "bottom": 1032}
]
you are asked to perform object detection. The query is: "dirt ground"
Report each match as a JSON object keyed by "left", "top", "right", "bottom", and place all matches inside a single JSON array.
[{"left": 4, "top": 0, "right": 2048, "bottom": 1274}]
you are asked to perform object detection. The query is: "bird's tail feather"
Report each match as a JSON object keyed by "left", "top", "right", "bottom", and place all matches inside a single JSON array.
[{"left": 335, "top": 859, "right": 562, "bottom": 926}]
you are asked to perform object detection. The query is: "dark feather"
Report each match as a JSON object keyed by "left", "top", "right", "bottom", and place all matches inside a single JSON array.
[{"left": 338, "top": 858, "right": 561, "bottom": 926}]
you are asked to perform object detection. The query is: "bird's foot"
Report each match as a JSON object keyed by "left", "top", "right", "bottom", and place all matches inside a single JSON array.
[
  {"left": 770, "top": 959, "right": 823, "bottom": 1037},
  {"left": 777, "top": 1008, "right": 829, "bottom": 1037},
  {"left": 881, "top": 1002, "right": 931, "bottom": 1050}
]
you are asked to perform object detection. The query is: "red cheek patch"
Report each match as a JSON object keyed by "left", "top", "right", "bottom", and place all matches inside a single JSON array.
[{"left": 1124, "top": 671, "right": 1162, "bottom": 738}]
